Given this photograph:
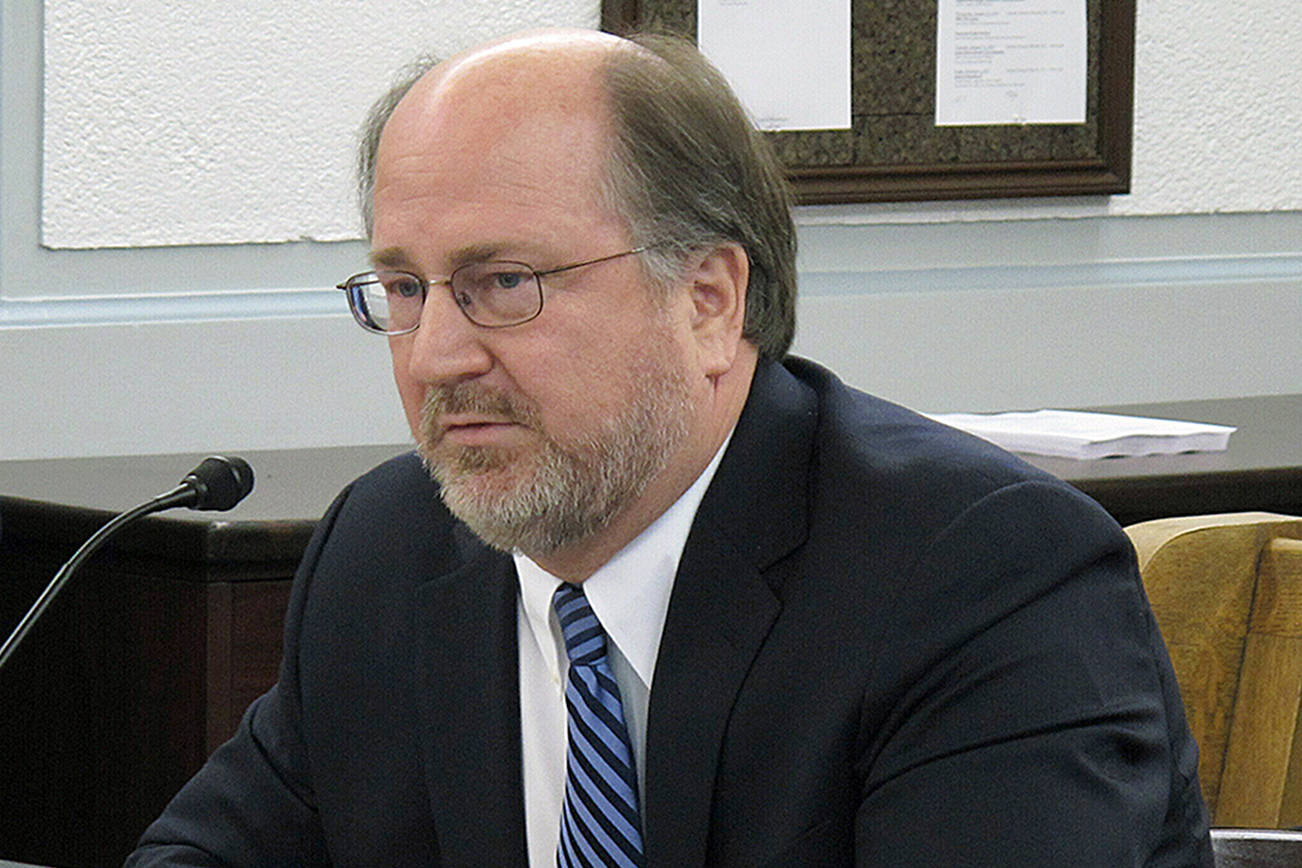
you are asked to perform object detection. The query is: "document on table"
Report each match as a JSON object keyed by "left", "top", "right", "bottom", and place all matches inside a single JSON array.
[
  {"left": 935, "top": 0, "right": 1086, "bottom": 126},
  {"left": 927, "top": 409, "right": 1237, "bottom": 460},
  {"left": 698, "top": 0, "right": 851, "bottom": 131}
]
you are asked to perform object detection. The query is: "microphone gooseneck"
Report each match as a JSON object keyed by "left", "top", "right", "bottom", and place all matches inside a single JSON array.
[{"left": 0, "top": 455, "right": 255, "bottom": 671}]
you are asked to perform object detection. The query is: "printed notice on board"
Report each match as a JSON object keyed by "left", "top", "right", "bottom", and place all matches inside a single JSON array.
[
  {"left": 698, "top": 0, "right": 851, "bottom": 132},
  {"left": 935, "top": 0, "right": 1086, "bottom": 126}
]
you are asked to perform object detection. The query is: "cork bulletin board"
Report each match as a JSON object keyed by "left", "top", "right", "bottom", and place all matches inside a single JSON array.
[{"left": 600, "top": 0, "right": 1135, "bottom": 204}]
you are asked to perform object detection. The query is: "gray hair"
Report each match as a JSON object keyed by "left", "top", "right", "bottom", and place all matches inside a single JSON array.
[
  {"left": 355, "top": 34, "right": 797, "bottom": 359},
  {"left": 599, "top": 34, "right": 796, "bottom": 359},
  {"left": 356, "top": 54, "right": 439, "bottom": 236}
]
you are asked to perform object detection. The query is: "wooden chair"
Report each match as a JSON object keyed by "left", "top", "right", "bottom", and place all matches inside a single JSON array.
[{"left": 1125, "top": 512, "right": 1302, "bottom": 827}]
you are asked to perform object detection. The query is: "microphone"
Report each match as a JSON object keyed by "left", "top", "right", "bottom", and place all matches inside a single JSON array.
[
  {"left": 0, "top": 455, "right": 255, "bottom": 671},
  {"left": 158, "top": 454, "right": 255, "bottom": 511}
]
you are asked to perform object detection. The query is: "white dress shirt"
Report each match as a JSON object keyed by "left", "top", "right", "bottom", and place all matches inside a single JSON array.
[{"left": 514, "top": 437, "right": 730, "bottom": 868}]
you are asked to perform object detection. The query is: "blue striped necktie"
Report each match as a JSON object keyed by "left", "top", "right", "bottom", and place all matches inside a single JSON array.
[{"left": 553, "top": 582, "right": 645, "bottom": 867}]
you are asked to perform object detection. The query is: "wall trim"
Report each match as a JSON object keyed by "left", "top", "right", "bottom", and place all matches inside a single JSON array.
[
  {"left": 0, "top": 288, "right": 346, "bottom": 328},
  {"left": 4, "top": 251, "right": 1298, "bottom": 329},
  {"left": 801, "top": 252, "right": 1302, "bottom": 296}
]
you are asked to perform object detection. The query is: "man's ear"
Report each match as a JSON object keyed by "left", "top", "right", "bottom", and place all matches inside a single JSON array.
[{"left": 687, "top": 243, "right": 749, "bottom": 377}]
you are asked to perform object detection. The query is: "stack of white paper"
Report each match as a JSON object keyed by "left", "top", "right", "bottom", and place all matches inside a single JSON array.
[{"left": 927, "top": 409, "right": 1236, "bottom": 460}]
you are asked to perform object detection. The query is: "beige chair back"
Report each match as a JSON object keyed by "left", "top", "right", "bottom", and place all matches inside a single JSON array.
[{"left": 1125, "top": 512, "right": 1302, "bottom": 827}]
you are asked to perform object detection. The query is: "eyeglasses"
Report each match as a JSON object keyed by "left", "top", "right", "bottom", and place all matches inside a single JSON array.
[{"left": 337, "top": 247, "right": 650, "bottom": 335}]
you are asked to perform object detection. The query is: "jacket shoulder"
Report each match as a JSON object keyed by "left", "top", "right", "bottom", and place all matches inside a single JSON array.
[{"left": 784, "top": 356, "right": 1077, "bottom": 511}]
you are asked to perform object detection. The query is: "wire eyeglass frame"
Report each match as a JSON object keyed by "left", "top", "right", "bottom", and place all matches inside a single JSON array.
[{"left": 337, "top": 246, "right": 651, "bottom": 335}]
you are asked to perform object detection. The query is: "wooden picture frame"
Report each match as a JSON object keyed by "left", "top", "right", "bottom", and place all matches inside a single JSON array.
[{"left": 600, "top": 0, "right": 1135, "bottom": 204}]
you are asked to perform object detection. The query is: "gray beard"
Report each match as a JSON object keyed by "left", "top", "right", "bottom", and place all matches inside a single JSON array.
[{"left": 417, "top": 362, "right": 692, "bottom": 556}]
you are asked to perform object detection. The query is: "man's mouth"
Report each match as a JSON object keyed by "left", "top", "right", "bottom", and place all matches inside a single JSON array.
[{"left": 435, "top": 415, "right": 529, "bottom": 447}]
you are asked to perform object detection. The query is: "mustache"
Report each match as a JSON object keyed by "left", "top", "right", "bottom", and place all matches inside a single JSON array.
[{"left": 419, "top": 381, "right": 539, "bottom": 436}]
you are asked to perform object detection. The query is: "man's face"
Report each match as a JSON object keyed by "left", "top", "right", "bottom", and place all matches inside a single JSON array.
[{"left": 369, "top": 45, "right": 704, "bottom": 557}]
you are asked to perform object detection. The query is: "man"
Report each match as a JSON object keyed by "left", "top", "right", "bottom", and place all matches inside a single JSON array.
[{"left": 129, "top": 29, "right": 1211, "bottom": 866}]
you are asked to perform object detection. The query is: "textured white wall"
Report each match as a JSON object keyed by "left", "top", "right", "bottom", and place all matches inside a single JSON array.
[
  {"left": 1125, "top": 0, "right": 1301, "bottom": 214},
  {"left": 41, "top": 0, "right": 598, "bottom": 248},
  {"left": 4, "top": 0, "right": 1300, "bottom": 461},
  {"left": 42, "top": 0, "right": 1302, "bottom": 251}
]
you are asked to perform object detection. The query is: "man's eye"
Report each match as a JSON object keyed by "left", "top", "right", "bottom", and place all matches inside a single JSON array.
[
  {"left": 492, "top": 271, "right": 528, "bottom": 290},
  {"left": 386, "top": 277, "right": 422, "bottom": 298}
]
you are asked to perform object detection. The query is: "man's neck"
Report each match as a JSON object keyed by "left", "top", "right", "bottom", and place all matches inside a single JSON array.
[{"left": 526, "top": 436, "right": 723, "bottom": 581}]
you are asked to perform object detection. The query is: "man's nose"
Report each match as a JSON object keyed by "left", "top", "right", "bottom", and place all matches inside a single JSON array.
[{"left": 402, "top": 287, "right": 494, "bottom": 385}]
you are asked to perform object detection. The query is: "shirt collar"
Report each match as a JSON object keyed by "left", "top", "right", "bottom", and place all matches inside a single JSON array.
[{"left": 516, "top": 433, "right": 732, "bottom": 688}]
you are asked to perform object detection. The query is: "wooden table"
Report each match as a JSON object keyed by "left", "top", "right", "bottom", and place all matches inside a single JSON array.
[{"left": 0, "top": 393, "right": 1297, "bottom": 866}]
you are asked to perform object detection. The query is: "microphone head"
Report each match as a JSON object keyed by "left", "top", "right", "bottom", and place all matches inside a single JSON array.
[{"left": 183, "top": 455, "right": 255, "bottom": 511}]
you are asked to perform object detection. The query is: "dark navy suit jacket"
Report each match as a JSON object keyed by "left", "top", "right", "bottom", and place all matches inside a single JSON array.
[{"left": 128, "top": 357, "right": 1212, "bottom": 866}]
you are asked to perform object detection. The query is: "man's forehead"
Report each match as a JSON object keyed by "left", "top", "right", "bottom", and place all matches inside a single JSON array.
[
  {"left": 374, "top": 37, "right": 617, "bottom": 192},
  {"left": 369, "top": 30, "right": 633, "bottom": 260},
  {"left": 375, "top": 38, "right": 618, "bottom": 205}
]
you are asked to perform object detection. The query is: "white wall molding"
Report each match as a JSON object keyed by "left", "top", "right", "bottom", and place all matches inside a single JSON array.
[
  {"left": 4, "top": 244, "right": 1299, "bottom": 328},
  {"left": 800, "top": 250, "right": 1302, "bottom": 298}
]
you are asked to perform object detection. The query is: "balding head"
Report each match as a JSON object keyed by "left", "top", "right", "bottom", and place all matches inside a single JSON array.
[
  {"left": 430, "top": 28, "right": 624, "bottom": 85},
  {"left": 356, "top": 28, "right": 797, "bottom": 359},
  {"left": 357, "top": 30, "right": 622, "bottom": 237},
  {"left": 396, "top": 28, "right": 622, "bottom": 132},
  {"left": 370, "top": 31, "right": 623, "bottom": 240}
]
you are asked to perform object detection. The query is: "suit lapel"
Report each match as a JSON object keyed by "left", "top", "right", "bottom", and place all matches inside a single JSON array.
[
  {"left": 412, "top": 539, "right": 528, "bottom": 865},
  {"left": 643, "top": 359, "right": 817, "bottom": 867},
  {"left": 643, "top": 526, "right": 780, "bottom": 867}
]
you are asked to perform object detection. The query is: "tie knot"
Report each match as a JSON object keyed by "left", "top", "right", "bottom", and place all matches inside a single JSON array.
[{"left": 552, "top": 583, "right": 608, "bottom": 666}]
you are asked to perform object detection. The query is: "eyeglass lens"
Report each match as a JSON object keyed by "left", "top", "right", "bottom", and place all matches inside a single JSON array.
[
  {"left": 450, "top": 262, "right": 541, "bottom": 326},
  {"left": 347, "top": 262, "right": 543, "bottom": 333}
]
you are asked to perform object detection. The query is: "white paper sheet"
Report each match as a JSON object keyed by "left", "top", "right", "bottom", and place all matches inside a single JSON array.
[
  {"left": 698, "top": 0, "right": 851, "bottom": 132},
  {"left": 935, "top": 0, "right": 1086, "bottom": 126},
  {"left": 927, "top": 409, "right": 1237, "bottom": 460}
]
